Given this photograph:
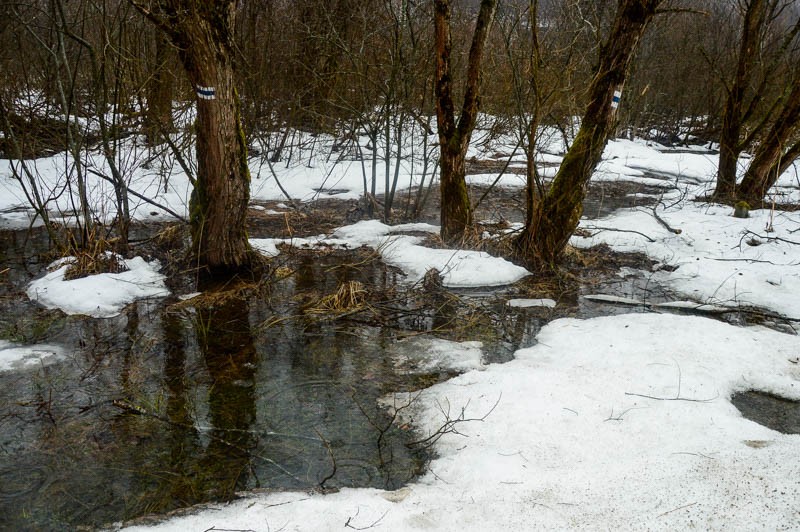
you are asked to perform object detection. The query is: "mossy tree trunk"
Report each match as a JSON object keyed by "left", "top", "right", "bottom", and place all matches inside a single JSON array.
[
  {"left": 515, "top": 0, "right": 663, "bottom": 266},
  {"left": 713, "top": 0, "right": 769, "bottom": 200},
  {"left": 737, "top": 79, "right": 800, "bottom": 201},
  {"left": 130, "top": 0, "right": 252, "bottom": 274},
  {"left": 434, "top": 0, "right": 498, "bottom": 243}
]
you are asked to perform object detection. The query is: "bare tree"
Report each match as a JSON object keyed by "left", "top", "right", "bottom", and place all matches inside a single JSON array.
[
  {"left": 515, "top": 0, "right": 664, "bottom": 265},
  {"left": 129, "top": 0, "right": 254, "bottom": 274},
  {"left": 435, "top": 0, "right": 499, "bottom": 243},
  {"left": 737, "top": 76, "right": 800, "bottom": 201},
  {"left": 713, "top": 0, "right": 771, "bottom": 199}
]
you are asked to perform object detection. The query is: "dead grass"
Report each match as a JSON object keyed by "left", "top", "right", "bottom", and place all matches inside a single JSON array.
[
  {"left": 305, "top": 280, "right": 367, "bottom": 315},
  {"left": 62, "top": 233, "right": 128, "bottom": 280}
]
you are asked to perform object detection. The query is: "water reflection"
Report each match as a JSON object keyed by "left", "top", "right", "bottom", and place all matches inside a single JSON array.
[{"left": 195, "top": 296, "right": 258, "bottom": 498}]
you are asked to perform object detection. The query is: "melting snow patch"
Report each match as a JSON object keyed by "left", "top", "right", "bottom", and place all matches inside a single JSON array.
[
  {"left": 26, "top": 256, "right": 169, "bottom": 318},
  {"left": 390, "top": 338, "right": 484, "bottom": 374},
  {"left": 252, "top": 220, "right": 531, "bottom": 288},
  {"left": 507, "top": 298, "right": 557, "bottom": 308},
  {"left": 0, "top": 340, "right": 64, "bottom": 371}
]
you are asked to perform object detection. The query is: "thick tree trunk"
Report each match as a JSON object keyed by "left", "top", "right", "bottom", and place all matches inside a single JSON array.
[
  {"left": 440, "top": 142, "right": 472, "bottom": 242},
  {"left": 130, "top": 0, "right": 252, "bottom": 274},
  {"left": 181, "top": 51, "right": 251, "bottom": 272},
  {"left": 516, "top": 0, "right": 662, "bottom": 265},
  {"left": 737, "top": 81, "right": 800, "bottom": 201},
  {"left": 434, "top": 0, "right": 498, "bottom": 243},
  {"left": 713, "top": 0, "right": 768, "bottom": 200}
]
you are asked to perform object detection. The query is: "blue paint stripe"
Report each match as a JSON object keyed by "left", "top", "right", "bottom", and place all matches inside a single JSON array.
[{"left": 197, "top": 88, "right": 215, "bottom": 97}]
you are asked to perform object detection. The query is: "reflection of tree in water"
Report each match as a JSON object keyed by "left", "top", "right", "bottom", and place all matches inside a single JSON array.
[
  {"left": 160, "top": 307, "right": 201, "bottom": 507},
  {"left": 194, "top": 296, "right": 258, "bottom": 499},
  {"left": 146, "top": 296, "right": 258, "bottom": 512}
]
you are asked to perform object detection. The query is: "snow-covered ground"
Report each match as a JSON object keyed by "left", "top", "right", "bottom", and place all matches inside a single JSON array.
[{"left": 2, "top": 121, "right": 799, "bottom": 530}]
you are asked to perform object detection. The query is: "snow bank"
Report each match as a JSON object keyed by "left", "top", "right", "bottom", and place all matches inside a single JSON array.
[{"left": 572, "top": 201, "right": 800, "bottom": 319}]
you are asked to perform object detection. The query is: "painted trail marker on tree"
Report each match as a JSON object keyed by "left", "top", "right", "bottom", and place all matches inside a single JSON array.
[
  {"left": 611, "top": 89, "right": 622, "bottom": 110},
  {"left": 196, "top": 86, "right": 216, "bottom": 100}
]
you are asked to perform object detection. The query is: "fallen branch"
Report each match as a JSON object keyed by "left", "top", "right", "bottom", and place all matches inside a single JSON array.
[
  {"left": 650, "top": 203, "right": 681, "bottom": 234},
  {"left": 743, "top": 230, "right": 800, "bottom": 246},
  {"left": 624, "top": 391, "right": 717, "bottom": 403},
  {"left": 86, "top": 168, "right": 187, "bottom": 222},
  {"left": 625, "top": 363, "right": 718, "bottom": 403}
]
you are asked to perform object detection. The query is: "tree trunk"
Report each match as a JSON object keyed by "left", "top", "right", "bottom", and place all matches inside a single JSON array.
[
  {"left": 516, "top": 0, "right": 662, "bottom": 265},
  {"left": 737, "top": 80, "right": 800, "bottom": 201},
  {"left": 713, "top": 0, "right": 768, "bottom": 200},
  {"left": 130, "top": 0, "right": 252, "bottom": 274},
  {"left": 434, "top": 0, "right": 498, "bottom": 243}
]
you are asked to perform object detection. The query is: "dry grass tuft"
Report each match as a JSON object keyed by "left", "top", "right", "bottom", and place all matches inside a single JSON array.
[
  {"left": 305, "top": 280, "right": 367, "bottom": 314},
  {"left": 63, "top": 232, "right": 128, "bottom": 280}
]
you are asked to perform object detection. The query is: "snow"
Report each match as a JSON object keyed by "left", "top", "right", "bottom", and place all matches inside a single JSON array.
[
  {"left": 583, "top": 294, "right": 645, "bottom": 306},
  {"left": 572, "top": 201, "right": 800, "bottom": 319},
  {"left": 122, "top": 313, "right": 800, "bottom": 531},
  {"left": 0, "top": 340, "right": 64, "bottom": 371},
  {"left": 390, "top": 338, "right": 485, "bottom": 374},
  {"left": 26, "top": 256, "right": 169, "bottom": 318},
  {"left": 507, "top": 298, "right": 557, "bottom": 308},
  {"left": 251, "top": 220, "right": 532, "bottom": 288}
]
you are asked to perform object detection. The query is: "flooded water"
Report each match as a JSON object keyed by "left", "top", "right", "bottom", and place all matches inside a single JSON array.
[
  {"left": 0, "top": 237, "right": 441, "bottom": 529},
  {"left": 731, "top": 391, "right": 800, "bottom": 435}
]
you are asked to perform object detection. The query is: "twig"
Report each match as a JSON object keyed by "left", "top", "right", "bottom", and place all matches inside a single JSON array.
[
  {"left": 625, "top": 362, "right": 717, "bottom": 402},
  {"left": 583, "top": 225, "right": 656, "bottom": 242},
  {"left": 345, "top": 508, "right": 389, "bottom": 530},
  {"left": 624, "top": 391, "right": 717, "bottom": 403},
  {"left": 314, "top": 428, "right": 337, "bottom": 490},
  {"left": 604, "top": 405, "right": 644, "bottom": 421},
  {"left": 657, "top": 502, "right": 697, "bottom": 518},
  {"left": 743, "top": 230, "right": 800, "bottom": 246},
  {"left": 406, "top": 394, "right": 501, "bottom": 449}
]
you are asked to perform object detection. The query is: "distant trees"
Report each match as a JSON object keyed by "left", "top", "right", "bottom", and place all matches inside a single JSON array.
[{"left": 2, "top": 0, "right": 800, "bottom": 272}]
